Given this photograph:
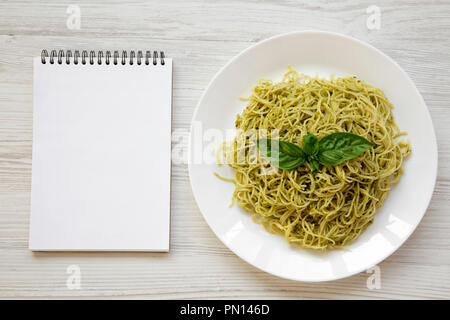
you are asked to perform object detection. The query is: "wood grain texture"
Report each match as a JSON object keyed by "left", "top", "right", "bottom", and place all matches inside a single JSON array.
[{"left": 0, "top": 0, "right": 449, "bottom": 299}]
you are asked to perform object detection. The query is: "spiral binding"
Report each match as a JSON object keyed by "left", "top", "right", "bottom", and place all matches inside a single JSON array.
[{"left": 41, "top": 50, "right": 166, "bottom": 65}]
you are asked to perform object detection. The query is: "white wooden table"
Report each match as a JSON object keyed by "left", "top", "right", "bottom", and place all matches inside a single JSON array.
[{"left": 0, "top": 0, "right": 449, "bottom": 299}]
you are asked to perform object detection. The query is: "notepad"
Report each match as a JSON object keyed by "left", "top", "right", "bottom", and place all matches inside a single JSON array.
[{"left": 29, "top": 50, "right": 172, "bottom": 251}]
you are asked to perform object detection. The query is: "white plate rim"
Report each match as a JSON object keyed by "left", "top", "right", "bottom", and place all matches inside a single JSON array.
[{"left": 188, "top": 30, "right": 438, "bottom": 282}]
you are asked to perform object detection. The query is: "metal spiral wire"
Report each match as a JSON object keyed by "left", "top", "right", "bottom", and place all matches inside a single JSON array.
[{"left": 40, "top": 50, "right": 166, "bottom": 65}]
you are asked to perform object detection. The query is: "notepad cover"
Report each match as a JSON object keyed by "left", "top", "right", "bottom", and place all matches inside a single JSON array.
[{"left": 29, "top": 57, "right": 172, "bottom": 251}]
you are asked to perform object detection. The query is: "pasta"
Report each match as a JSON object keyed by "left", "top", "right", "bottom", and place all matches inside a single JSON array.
[{"left": 216, "top": 67, "right": 410, "bottom": 249}]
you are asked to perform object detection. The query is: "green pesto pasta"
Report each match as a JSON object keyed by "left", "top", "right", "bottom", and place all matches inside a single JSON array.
[{"left": 216, "top": 67, "right": 410, "bottom": 249}]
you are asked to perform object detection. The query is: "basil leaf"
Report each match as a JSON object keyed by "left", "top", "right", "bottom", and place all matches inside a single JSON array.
[
  {"left": 257, "top": 138, "right": 306, "bottom": 170},
  {"left": 318, "top": 132, "right": 374, "bottom": 166},
  {"left": 302, "top": 134, "right": 319, "bottom": 156},
  {"left": 309, "top": 157, "right": 320, "bottom": 172}
]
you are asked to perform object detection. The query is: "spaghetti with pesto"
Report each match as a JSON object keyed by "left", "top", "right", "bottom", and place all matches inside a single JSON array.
[{"left": 216, "top": 67, "right": 410, "bottom": 249}]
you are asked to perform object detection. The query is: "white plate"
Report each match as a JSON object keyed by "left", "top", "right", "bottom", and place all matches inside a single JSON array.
[{"left": 188, "top": 31, "right": 437, "bottom": 282}]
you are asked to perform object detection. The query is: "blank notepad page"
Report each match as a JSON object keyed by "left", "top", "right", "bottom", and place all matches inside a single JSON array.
[{"left": 29, "top": 52, "right": 172, "bottom": 251}]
